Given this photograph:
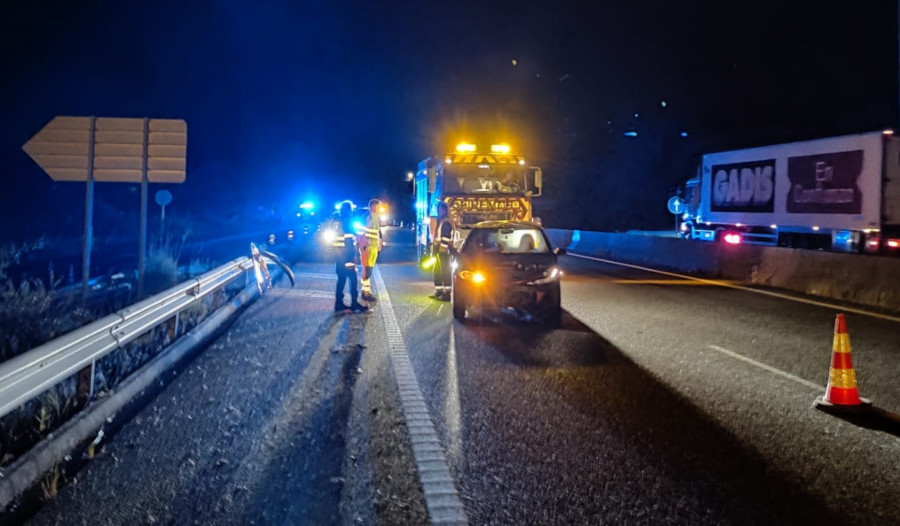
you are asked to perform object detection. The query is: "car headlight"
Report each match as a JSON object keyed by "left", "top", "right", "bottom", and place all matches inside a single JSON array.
[
  {"left": 459, "top": 270, "right": 486, "bottom": 284},
  {"left": 322, "top": 229, "right": 336, "bottom": 244}
]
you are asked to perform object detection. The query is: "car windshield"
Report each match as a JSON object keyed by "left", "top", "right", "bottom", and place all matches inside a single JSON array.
[{"left": 463, "top": 227, "right": 550, "bottom": 254}]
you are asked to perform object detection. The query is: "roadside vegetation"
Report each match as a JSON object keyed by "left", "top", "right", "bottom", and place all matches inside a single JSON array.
[{"left": 0, "top": 230, "right": 238, "bottom": 480}]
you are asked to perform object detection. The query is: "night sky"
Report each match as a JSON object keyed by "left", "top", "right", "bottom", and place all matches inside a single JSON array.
[{"left": 1, "top": 1, "right": 896, "bottom": 244}]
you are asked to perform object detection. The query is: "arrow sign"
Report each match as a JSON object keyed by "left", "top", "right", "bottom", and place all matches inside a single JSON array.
[
  {"left": 22, "top": 115, "right": 187, "bottom": 301},
  {"left": 667, "top": 196, "right": 685, "bottom": 215},
  {"left": 23, "top": 116, "right": 187, "bottom": 183}
]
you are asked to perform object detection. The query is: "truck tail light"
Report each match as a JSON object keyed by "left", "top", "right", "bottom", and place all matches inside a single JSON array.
[
  {"left": 723, "top": 233, "right": 742, "bottom": 245},
  {"left": 886, "top": 239, "right": 900, "bottom": 249}
]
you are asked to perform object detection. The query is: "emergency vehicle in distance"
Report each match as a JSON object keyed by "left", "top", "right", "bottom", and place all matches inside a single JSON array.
[{"left": 414, "top": 142, "right": 544, "bottom": 261}]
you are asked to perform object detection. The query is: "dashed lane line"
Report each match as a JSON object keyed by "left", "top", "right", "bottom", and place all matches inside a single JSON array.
[
  {"left": 372, "top": 268, "right": 468, "bottom": 525},
  {"left": 568, "top": 253, "right": 900, "bottom": 323},
  {"left": 707, "top": 344, "right": 822, "bottom": 391}
]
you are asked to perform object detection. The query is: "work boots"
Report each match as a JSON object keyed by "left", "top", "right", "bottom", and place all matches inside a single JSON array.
[{"left": 361, "top": 291, "right": 377, "bottom": 302}]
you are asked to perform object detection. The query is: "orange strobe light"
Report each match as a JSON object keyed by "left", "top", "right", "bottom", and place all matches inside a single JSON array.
[{"left": 815, "top": 314, "right": 871, "bottom": 413}]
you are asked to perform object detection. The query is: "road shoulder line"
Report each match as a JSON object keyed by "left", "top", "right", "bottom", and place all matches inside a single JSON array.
[
  {"left": 567, "top": 252, "right": 900, "bottom": 323},
  {"left": 372, "top": 268, "right": 468, "bottom": 525}
]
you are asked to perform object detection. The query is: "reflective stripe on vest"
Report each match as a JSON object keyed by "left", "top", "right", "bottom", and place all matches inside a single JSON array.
[
  {"left": 354, "top": 214, "right": 381, "bottom": 243},
  {"left": 435, "top": 218, "right": 453, "bottom": 251},
  {"left": 332, "top": 221, "right": 355, "bottom": 248},
  {"left": 363, "top": 214, "right": 380, "bottom": 242}
]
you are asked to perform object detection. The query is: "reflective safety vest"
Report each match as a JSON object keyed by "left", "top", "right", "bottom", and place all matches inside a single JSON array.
[
  {"left": 332, "top": 220, "right": 356, "bottom": 262},
  {"left": 356, "top": 212, "right": 381, "bottom": 248},
  {"left": 433, "top": 216, "right": 454, "bottom": 253}
]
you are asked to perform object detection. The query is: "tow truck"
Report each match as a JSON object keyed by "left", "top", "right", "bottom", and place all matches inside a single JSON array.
[{"left": 414, "top": 142, "right": 544, "bottom": 261}]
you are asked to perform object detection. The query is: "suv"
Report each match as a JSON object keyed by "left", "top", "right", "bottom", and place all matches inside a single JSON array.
[{"left": 451, "top": 221, "right": 564, "bottom": 326}]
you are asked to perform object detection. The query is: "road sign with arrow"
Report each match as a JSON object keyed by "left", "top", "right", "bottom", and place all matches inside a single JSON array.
[{"left": 23, "top": 116, "right": 187, "bottom": 298}]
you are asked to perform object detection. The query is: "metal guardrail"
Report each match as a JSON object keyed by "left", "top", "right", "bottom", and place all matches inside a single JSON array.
[{"left": 0, "top": 256, "right": 256, "bottom": 420}]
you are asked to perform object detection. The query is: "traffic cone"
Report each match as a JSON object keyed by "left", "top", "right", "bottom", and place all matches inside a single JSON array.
[{"left": 815, "top": 313, "right": 871, "bottom": 413}]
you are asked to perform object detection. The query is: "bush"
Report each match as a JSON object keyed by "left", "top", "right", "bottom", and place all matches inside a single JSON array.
[
  {"left": 0, "top": 280, "right": 93, "bottom": 363},
  {"left": 0, "top": 240, "right": 92, "bottom": 363},
  {"left": 143, "top": 251, "right": 180, "bottom": 296},
  {"left": 143, "top": 230, "right": 190, "bottom": 296}
]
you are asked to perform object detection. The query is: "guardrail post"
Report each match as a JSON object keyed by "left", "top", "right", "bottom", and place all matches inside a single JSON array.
[
  {"left": 89, "top": 358, "right": 96, "bottom": 399},
  {"left": 174, "top": 311, "right": 180, "bottom": 339}
]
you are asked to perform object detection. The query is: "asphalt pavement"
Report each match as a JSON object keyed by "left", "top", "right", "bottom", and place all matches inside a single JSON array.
[{"left": 19, "top": 235, "right": 900, "bottom": 525}]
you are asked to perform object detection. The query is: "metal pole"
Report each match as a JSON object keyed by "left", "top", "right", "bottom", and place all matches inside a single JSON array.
[
  {"left": 81, "top": 116, "right": 96, "bottom": 302},
  {"left": 89, "top": 358, "right": 96, "bottom": 399},
  {"left": 139, "top": 118, "right": 149, "bottom": 298}
]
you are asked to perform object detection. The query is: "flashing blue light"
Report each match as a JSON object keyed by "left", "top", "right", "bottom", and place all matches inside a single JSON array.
[
  {"left": 680, "top": 131, "right": 688, "bottom": 137},
  {"left": 568, "top": 229, "right": 581, "bottom": 250},
  {"left": 624, "top": 131, "right": 638, "bottom": 137},
  {"left": 300, "top": 201, "right": 315, "bottom": 210}
]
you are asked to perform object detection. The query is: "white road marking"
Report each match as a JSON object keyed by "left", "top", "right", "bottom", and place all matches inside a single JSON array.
[
  {"left": 444, "top": 327, "right": 463, "bottom": 467},
  {"left": 292, "top": 272, "right": 337, "bottom": 280},
  {"left": 568, "top": 252, "right": 900, "bottom": 323},
  {"left": 707, "top": 345, "right": 823, "bottom": 391},
  {"left": 266, "top": 288, "right": 333, "bottom": 299},
  {"left": 373, "top": 268, "right": 468, "bottom": 525}
]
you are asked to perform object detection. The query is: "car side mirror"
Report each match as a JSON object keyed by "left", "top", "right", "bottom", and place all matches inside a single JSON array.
[{"left": 554, "top": 247, "right": 566, "bottom": 256}]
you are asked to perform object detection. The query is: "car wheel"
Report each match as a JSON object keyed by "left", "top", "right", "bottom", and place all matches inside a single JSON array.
[{"left": 452, "top": 286, "right": 466, "bottom": 321}]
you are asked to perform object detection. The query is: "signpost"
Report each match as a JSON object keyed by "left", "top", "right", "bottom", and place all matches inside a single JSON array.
[
  {"left": 155, "top": 189, "right": 173, "bottom": 239},
  {"left": 667, "top": 196, "right": 685, "bottom": 235},
  {"left": 23, "top": 116, "right": 187, "bottom": 298}
]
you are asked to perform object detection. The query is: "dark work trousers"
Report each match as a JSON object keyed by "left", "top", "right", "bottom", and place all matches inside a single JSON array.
[
  {"left": 335, "top": 261, "right": 358, "bottom": 306},
  {"left": 433, "top": 252, "right": 451, "bottom": 292}
]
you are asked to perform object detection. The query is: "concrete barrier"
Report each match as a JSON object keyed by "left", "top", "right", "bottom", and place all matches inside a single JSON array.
[{"left": 546, "top": 228, "right": 900, "bottom": 311}]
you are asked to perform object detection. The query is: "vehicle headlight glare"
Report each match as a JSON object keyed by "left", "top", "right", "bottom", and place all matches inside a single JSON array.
[{"left": 459, "top": 270, "right": 486, "bottom": 284}]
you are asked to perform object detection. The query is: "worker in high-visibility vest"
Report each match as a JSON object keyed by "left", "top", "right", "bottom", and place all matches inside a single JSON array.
[
  {"left": 332, "top": 201, "right": 368, "bottom": 313},
  {"left": 431, "top": 201, "right": 455, "bottom": 300},
  {"left": 356, "top": 198, "right": 383, "bottom": 302}
]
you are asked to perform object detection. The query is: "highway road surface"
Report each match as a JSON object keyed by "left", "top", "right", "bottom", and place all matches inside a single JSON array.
[{"left": 21, "top": 234, "right": 900, "bottom": 525}]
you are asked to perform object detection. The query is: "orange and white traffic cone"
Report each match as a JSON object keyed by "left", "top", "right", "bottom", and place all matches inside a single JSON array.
[{"left": 815, "top": 313, "right": 871, "bottom": 413}]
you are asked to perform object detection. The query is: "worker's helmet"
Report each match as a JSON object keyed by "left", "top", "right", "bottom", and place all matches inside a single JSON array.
[
  {"left": 437, "top": 201, "right": 449, "bottom": 215},
  {"left": 368, "top": 198, "right": 381, "bottom": 210}
]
